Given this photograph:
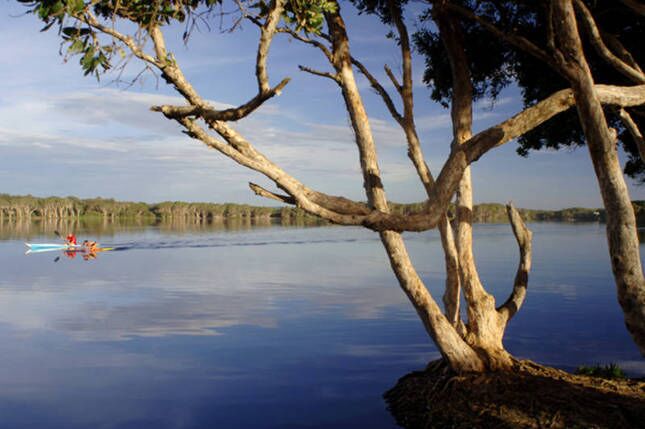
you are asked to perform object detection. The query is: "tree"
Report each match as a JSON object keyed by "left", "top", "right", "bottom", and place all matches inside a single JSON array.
[
  {"left": 18, "top": 0, "right": 645, "bottom": 372},
  {"left": 413, "top": 0, "right": 645, "bottom": 357}
]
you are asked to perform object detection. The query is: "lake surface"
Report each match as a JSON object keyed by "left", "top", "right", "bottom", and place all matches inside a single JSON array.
[{"left": 0, "top": 221, "right": 643, "bottom": 428}]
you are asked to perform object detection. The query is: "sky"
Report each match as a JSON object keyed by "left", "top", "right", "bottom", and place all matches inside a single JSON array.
[{"left": 0, "top": 1, "right": 643, "bottom": 210}]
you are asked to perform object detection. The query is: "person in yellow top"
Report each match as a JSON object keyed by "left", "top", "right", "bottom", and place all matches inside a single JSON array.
[
  {"left": 82, "top": 240, "right": 98, "bottom": 250},
  {"left": 82, "top": 240, "right": 98, "bottom": 261}
]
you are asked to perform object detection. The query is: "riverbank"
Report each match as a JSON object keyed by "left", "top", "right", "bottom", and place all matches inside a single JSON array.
[{"left": 385, "top": 359, "right": 645, "bottom": 429}]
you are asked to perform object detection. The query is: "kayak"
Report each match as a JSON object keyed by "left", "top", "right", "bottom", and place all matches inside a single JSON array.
[
  {"left": 24, "top": 243, "right": 114, "bottom": 254},
  {"left": 25, "top": 243, "right": 84, "bottom": 251}
]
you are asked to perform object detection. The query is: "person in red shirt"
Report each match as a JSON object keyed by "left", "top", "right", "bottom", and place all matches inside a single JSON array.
[{"left": 66, "top": 233, "right": 77, "bottom": 246}]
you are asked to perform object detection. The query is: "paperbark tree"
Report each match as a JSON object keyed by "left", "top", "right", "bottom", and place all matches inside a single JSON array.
[
  {"left": 413, "top": 0, "right": 645, "bottom": 356},
  {"left": 19, "top": 0, "right": 645, "bottom": 371}
]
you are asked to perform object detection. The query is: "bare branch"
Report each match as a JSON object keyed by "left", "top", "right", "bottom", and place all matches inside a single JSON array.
[
  {"left": 384, "top": 64, "right": 402, "bottom": 95},
  {"left": 276, "top": 27, "right": 334, "bottom": 63},
  {"left": 178, "top": 116, "right": 367, "bottom": 225},
  {"left": 151, "top": 77, "right": 290, "bottom": 121},
  {"left": 256, "top": 0, "right": 285, "bottom": 94},
  {"left": 148, "top": 25, "right": 168, "bottom": 62},
  {"left": 298, "top": 65, "right": 340, "bottom": 83},
  {"left": 497, "top": 203, "right": 533, "bottom": 322},
  {"left": 574, "top": 0, "right": 645, "bottom": 84},
  {"left": 79, "top": 11, "right": 161, "bottom": 68},
  {"left": 619, "top": 108, "right": 645, "bottom": 163},
  {"left": 325, "top": 2, "right": 390, "bottom": 211},
  {"left": 351, "top": 57, "right": 403, "bottom": 125},
  {"left": 602, "top": 33, "right": 643, "bottom": 73},
  {"left": 464, "top": 84, "right": 645, "bottom": 163},
  {"left": 387, "top": 0, "right": 413, "bottom": 122},
  {"left": 249, "top": 182, "right": 295, "bottom": 204}
]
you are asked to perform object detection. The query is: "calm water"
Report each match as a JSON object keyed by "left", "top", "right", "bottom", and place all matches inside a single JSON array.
[{"left": 0, "top": 221, "right": 643, "bottom": 428}]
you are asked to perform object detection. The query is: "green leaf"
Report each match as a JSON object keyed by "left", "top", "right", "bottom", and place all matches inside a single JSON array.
[
  {"left": 67, "top": 0, "right": 85, "bottom": 14},
  {"left": 68, "top": 39, "right": 85, "bottom": 54}
]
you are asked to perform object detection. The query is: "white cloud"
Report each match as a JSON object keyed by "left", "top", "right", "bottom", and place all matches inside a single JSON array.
[{"left": 416, "top": 112, "right": 451, "bottom": 131}]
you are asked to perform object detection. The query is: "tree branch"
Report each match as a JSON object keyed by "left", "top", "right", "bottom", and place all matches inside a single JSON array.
[
  {"left": 497, "top": 203, "right": 533, "bottom": 322},
  {"left": 325, "top": 2, "right": 390, "bottom": 211},
  {"left": 619, "top": 108, "right": 645, "bottom": 163},
  {"left": 151, "top": 77, "right": 290, "bottom": 122},
  {"left": 351, "top": 57, "right": 403, "bottom": 125},
  {"left": 388, "top": 0, "right": 414, "bottom": 122},
  {"left": 363, "top": 84, "right": 645, "bottom": 232},
  {"left": 249, "top": 182, "right": 295, "bottom": 204},
  {"left": 298, "top": 65, "right": 340, "bottom": 83},
  {"left": 79, "top": 11, "right": 161, "bottom": 68},
  {"left": 256, "top": 0, "right": 285, "bottom": 94},
  {"left": 573, "top": 0, "right": 645, "bottom": 84},
  {"left": 178, "top": 116, "right": 367, "bottom": 225},
  {"left": 602, "top": 33, "right": 643, "bottom": 74},
  {"left": 384, "top": 64, "right": 403, "bottom": 94},
  {"left": 275, "top": 26, "right": 334, "bottom": 63}
]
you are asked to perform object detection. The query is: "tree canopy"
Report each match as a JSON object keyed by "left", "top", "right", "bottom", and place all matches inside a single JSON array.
[{"left": 413, "top": 0, "right": 645, "bottom": 182}]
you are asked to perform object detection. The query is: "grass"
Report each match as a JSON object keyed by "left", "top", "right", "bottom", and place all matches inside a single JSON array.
[{"left": 575, "top": 363, "right": 626, "bottom": 380}]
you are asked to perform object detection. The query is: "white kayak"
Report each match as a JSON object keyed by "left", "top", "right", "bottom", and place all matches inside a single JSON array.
[{"left": 24, "top": 243, "right": 84, "bottom": 253}]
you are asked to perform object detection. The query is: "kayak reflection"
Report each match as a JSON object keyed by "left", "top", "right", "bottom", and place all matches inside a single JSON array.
[{"left": 62, "top": 247, "right": 98, "bottom": 261}]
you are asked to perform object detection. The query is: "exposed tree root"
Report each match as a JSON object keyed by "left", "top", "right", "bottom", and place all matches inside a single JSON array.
[{"left": 385, "top": 359, "right": 645, "bottom": 429}]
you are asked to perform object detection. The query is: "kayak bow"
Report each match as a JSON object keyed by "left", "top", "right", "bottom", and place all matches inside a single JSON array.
[{"left": 25, "top": 243, "right": 84, "bottom": 251}]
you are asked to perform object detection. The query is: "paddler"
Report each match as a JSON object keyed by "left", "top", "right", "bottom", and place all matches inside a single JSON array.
[
  {"left": 82, "top": 240, "right": 98, "bottom": 261},
  {"left": 66, "top": 233, "right": 77, "bottom": 246},
  {"left": 82, "top": 240, "right": 98, "bottom": 252}
]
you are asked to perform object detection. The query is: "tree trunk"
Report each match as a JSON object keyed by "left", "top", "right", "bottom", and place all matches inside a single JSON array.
[
  {"left": 326, "top": 3, "right": 486, "bottom": 372},
  {"left": 553, "top": 0, "right": 645, "bottom": 356},
  {"left": 380, "top": 231, "right": 486, "bottom": 372},
  {"left": 437, "top": 7, "right": 513, "bottom": 369}
]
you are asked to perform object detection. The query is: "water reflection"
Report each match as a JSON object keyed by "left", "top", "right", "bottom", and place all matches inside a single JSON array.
[
  {"left": 0, "top": 216, "right": 328, "bottom": 241},
  {"left": 0, "top": 221, "right": 643, "bottom": 428}
]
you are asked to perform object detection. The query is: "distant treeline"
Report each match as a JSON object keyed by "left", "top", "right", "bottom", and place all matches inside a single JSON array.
[
  {"left": 1, "top": 193, "right": 644, "bottom": 225},
  {"left": 0, "top": 194, "right": 316, "bottom": 222},
  {"left": 387, "top": 201, "right": 645, "bottom": 225}
]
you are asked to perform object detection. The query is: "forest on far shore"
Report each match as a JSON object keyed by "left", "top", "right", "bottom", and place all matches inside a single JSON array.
[{"left": 2, "top": 193, "right": 644, "bottom": 225}]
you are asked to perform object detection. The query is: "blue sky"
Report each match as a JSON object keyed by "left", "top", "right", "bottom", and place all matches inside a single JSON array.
[{"left": 1, "top": 1, "right": 642, "bottom": 209}]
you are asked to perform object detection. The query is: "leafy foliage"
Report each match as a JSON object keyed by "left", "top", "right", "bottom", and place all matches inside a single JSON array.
[
  {"left": 19, "top": 0, "right": 338, "bottom": 80},
  {"left": 280, "top": 0, "right": 337, "bottom": 34},
  {"left": 18, "top": 0, "right": 223, "bottom": 78}
]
